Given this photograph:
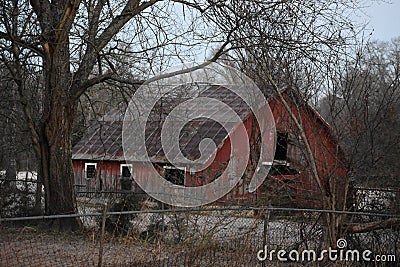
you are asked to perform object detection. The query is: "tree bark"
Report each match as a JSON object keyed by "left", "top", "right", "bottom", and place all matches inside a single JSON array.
[
  {"left": 5, "top": 121, "right": 17, "bottom": 190},
  {"left": 39, "top": 35, "right": 81, "bottom": 231},
  {"left": 5, "top": 79, "right": 17, "bottom": 190}
]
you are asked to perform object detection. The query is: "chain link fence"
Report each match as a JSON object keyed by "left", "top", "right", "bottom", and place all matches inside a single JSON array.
[
  {"left": 1, "top": 199, "right": 399, "bottom": 266},
  {"left": 1, "top": 177, "right": 399, "bottom": 266}
]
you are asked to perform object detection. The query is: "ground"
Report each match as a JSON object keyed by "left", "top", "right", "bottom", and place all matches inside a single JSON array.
[
  {"left": 0, "top": 223, "right": 265, "bottom": 266},
  {"left": 0, "top": 225, "right": 167, "bottom": 266}
]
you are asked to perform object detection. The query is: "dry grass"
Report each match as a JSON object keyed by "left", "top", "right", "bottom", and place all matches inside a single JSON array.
[{"left": 0, "top": 225, "right": 172, "bottom": 266}]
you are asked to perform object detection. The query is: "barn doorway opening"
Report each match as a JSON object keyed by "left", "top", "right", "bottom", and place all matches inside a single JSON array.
[
  {"left": 120, "top": 164, "right": 132, "bottom": 178},
  {"left": 163, "top": 166, "right": 185, "bottom": 186},
  {"left": 120, "top": 164, "right": 132, "bottom": 190},
  {"left": 275, "top": 132, "right": 288, "bottom": 161},
  {"left": 271, "top": 132, "right": 299, "bottom": 176}
]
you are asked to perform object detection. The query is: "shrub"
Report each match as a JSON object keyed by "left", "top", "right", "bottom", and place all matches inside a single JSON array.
[{"left": 104, "top": 193, "right": 146, "bottom": 235}]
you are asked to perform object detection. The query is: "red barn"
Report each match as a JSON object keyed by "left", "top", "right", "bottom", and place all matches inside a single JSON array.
[{"left": 72, "top": 85, "right": 347, "bottom": 208}]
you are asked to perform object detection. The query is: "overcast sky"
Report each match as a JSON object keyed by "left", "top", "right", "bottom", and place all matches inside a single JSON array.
[{"left": 359, "top": 1, "right": 400, "bottom": 41}]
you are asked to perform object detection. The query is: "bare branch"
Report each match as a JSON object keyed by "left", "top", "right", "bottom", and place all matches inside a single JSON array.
[
  {"left": 75, "top": 72, "right": 143, "bottom": 98},
  {"left": 72, "top": 0, "right": 160, "bottom": 97},
  {"left": 345, "top": 218, "right": 400, "bottom": 234},
  {"left": 0, "top": 31, "right": 44, "bottom": 57}
]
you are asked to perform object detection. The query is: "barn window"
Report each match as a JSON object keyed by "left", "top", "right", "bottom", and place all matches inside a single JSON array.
[
  {"left": 120, "top": 164, "right": 133, "bottom": 191},
  {"left": 120, "top": 164, "right": 132, "bottom": 178},
  {"left": 85, "top": 163, "right": 97, "bottom": 179},
  {"left": 163, "top": 166, "right": 185, "bottom": 186},
  {"left": 275, "top": 132, "right": 288, "bottom": 161}
]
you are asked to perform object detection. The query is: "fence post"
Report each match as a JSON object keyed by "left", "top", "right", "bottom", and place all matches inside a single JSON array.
[
  {"left": 161, "top": 202, "right": 165, "bottom": 236},
  {"left": 98, "top": 203, "right": 107, "bottom": 267},
  {"left": 262, "top": 208, "right": 270, "bottom": 267}
]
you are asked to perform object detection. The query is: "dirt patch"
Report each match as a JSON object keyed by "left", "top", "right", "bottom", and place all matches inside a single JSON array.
[{"left": 0, "top": 225, "right": 169, "bottom": 266}]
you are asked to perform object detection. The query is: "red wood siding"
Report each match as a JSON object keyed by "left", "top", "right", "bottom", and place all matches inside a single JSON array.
[{"left": 73, "top": 160, "right": 125, "bottom": 192}]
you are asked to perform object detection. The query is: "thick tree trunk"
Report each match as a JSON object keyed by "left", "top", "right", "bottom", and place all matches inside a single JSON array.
[
  {"left": 39, "top": 36, "right": 81, "bottom": 231},
  {"left": 39, "top": 101, "right": 81, "bottom": 230}
]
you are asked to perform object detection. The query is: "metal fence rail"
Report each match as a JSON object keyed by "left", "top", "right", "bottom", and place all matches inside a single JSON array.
[
  {"left": 1, "top": 180, "right": 399, "bottom": 266},
  {"left": 1, "top": 204, "right": 399, "bottom": 266},
  {"left": 1, "top": 206, "right": 399, "bottom": 223}
]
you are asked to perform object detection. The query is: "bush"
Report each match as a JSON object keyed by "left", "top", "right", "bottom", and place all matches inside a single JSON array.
[
  {"left": 139, "top": 219, "right": 168, "bottom": 242},
  {"left": 0, "top": 187, "right": 43, "bottom": 218},
  {"left": 104, "top": 193, "right": 146, "bottom": 235}
]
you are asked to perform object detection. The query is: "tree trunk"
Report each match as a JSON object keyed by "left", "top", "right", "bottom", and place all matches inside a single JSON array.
[
  {"left": 34, "top": 169, "right": 43, "bottom": 213},
  {"left": 5, "top": 85, "right": 17, "bottom": 190},
  {"left": 39, "top": 37, "right": 81, "bottom": 231}
]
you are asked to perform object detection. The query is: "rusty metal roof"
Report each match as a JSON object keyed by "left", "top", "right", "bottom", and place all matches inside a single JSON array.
[{"left": 72, "top": 85, "right": 252, "bottom": 162}]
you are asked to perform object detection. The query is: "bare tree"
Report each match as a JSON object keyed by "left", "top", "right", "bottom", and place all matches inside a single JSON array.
[
  {"left": 0, "top": 0, "right": 269, "bottom": 230},
  {"left": 240, "top": 28, "right": 400, "bottom": 244},
  {"left": 318, "top": 38, "right": 400, "bottom": 233},
  {"left": 320, "top": 38, "right": 400, "bottom": 186},
  {"left": 0, "top": 67, "right": 17, "bottom": 189},
  {"left": 221, "top": 0, "right": 363, "bottom": 246}
]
